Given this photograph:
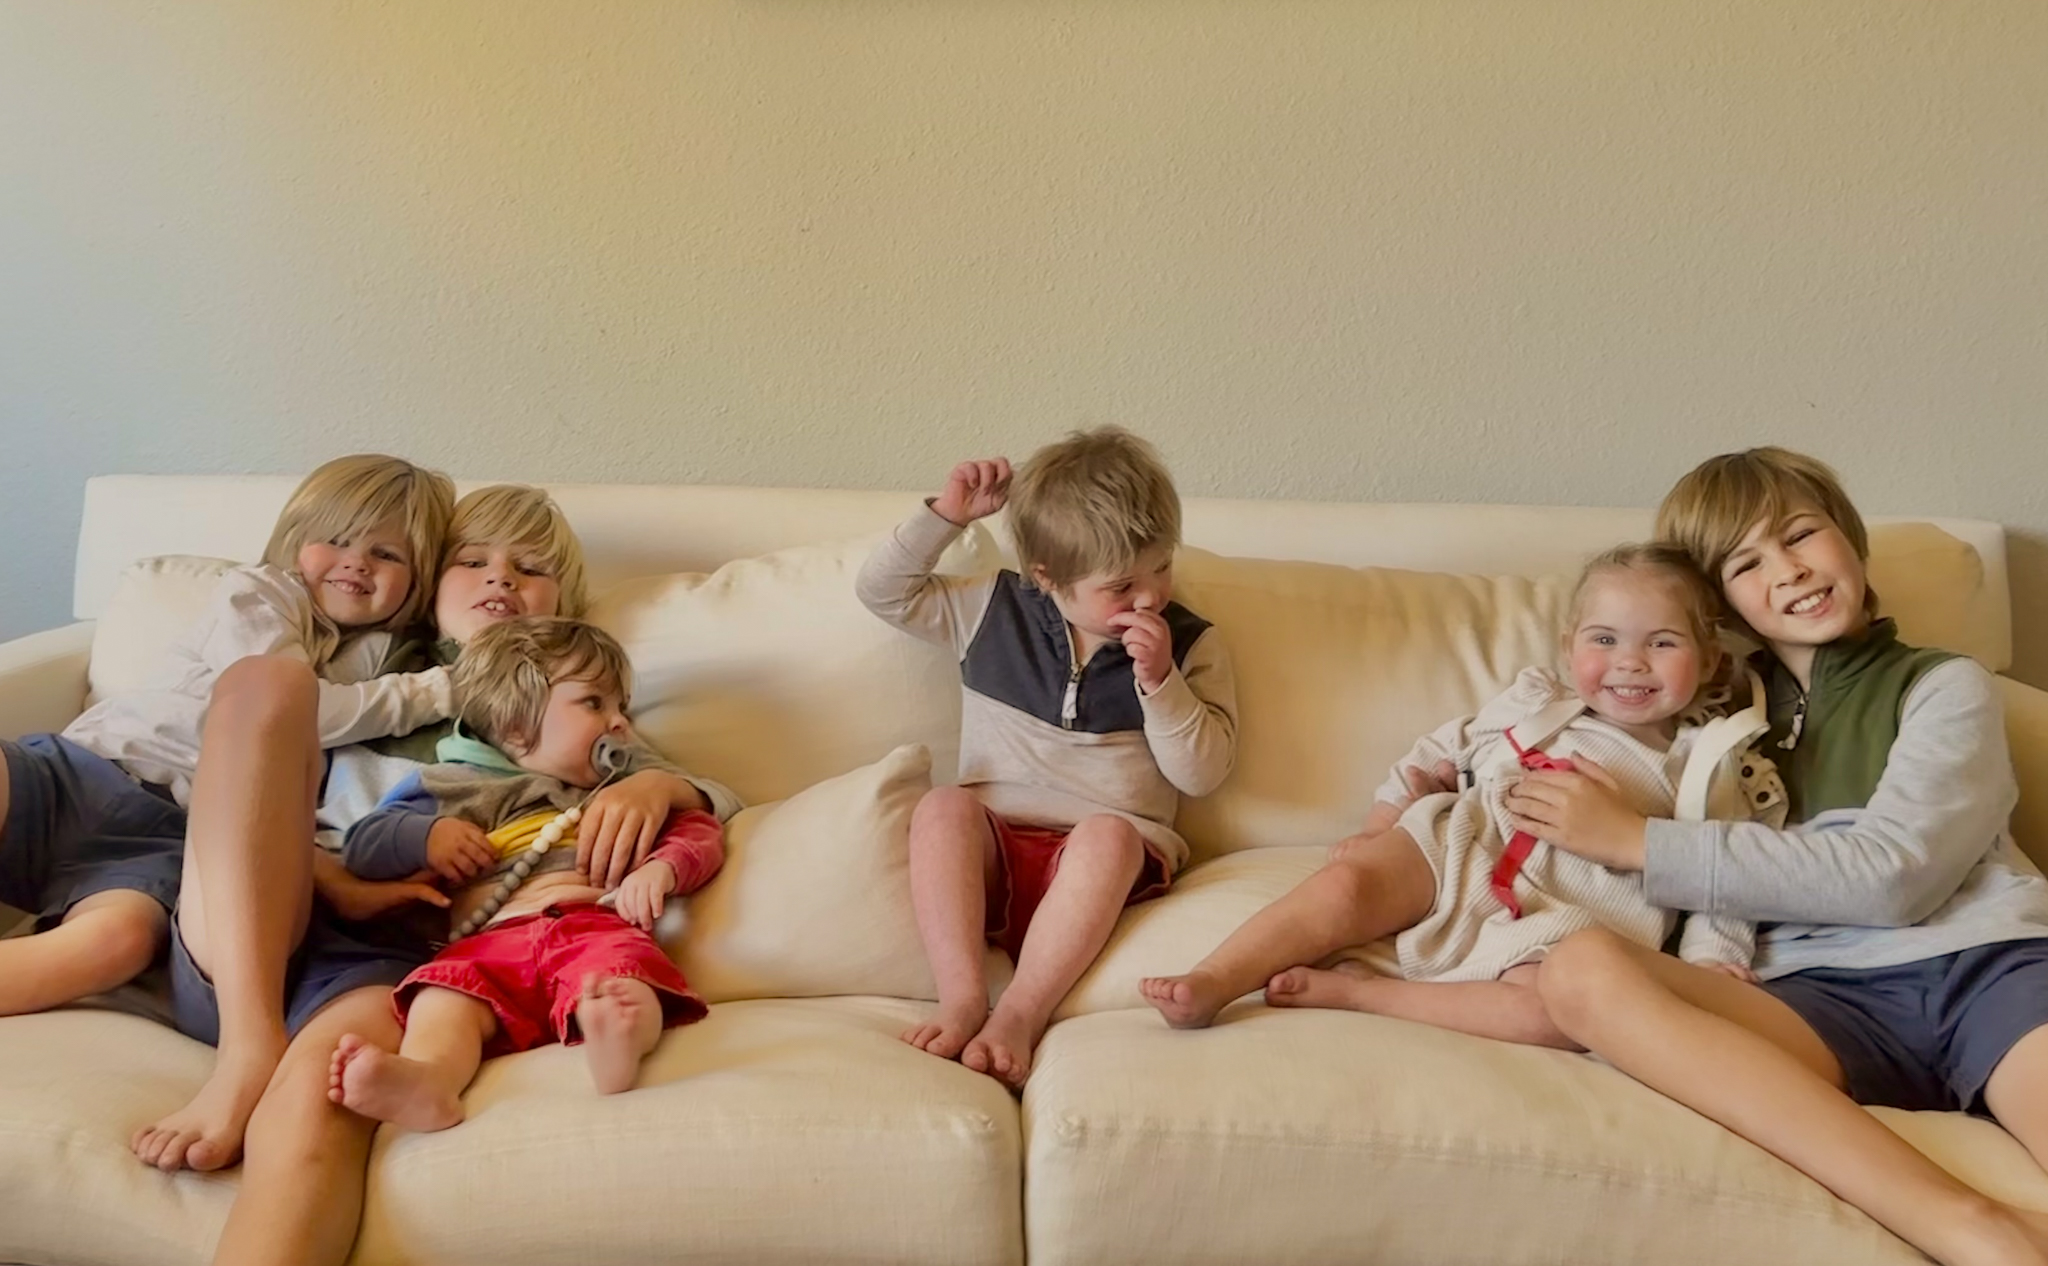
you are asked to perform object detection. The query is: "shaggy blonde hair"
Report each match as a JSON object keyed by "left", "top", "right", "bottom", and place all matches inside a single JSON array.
[
  {"left": 444, "top": 485, "right": 589, "bottom": 618},
  {"left": 452, "top": 616, "right": 632, "bottom": 755},
  {"left": 1009, "top": 426, "right": 1182, "bottom": 589},
  {"left": 1654, "top": 447, "right": 1878, "bottom": 634},
  {"left": 262, "top": 454, "right": 454, "bottom": 656}
]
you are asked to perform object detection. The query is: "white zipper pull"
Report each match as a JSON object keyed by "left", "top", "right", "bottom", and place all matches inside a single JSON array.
[
  {"left": 1779, "top": 693, "right": 1807, "bottom": 750},
  {"left": 1061, "top": 662, "right": 1082, "bottom": 730}
]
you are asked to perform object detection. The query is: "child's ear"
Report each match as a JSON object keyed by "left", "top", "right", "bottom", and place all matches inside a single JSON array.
[{"left": 1027, "top": 563, "right": 1054, "bottom": 594}]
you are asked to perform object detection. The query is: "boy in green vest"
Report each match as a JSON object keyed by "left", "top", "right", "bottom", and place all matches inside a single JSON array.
[{"left": 1503, "top": 447, "right": 2048, "bottom": 1266}]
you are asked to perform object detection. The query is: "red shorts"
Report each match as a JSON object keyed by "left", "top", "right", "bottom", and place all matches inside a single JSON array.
[
  {"left": 395, "top": 903, "right": 706, "bottom": 1056},
  {"left": 982, "top": 810, "right": 1171, "bottom": 961}
]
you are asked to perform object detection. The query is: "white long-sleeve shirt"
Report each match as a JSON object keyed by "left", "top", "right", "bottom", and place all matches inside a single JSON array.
[{"left": 64, "top": 563, "right": 454, "bottom": 805}]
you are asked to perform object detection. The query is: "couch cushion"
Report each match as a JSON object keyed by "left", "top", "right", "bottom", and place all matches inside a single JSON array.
[
  {"left": 354, "top": 996, "right": 1022, "bottom": 1266},
  {"left": 0, "top": 1009, "right": 229, "bottom": 1266},
  {"left": 85, "top": 555, "right": 238, "bottom": 706},
  {"left": 1021, "top": 1005, "right": 2042, "bottom": 1266},
  {"left": 1169, "top": 548, "right": 1573, "bottom": 861},
  {"left": 673, "top": 742, "right": 1010, "bottom": 1004},
  {"left": 589, "top": 526, "right": 1002, "bottom": 808}
]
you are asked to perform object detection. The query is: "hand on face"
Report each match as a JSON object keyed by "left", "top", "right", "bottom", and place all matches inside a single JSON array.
[
  {"left": 1045, "top": 545, "right": 1178, "bottom": 686},
  {"left": 1108, "top": 602, "right": 1171, "bottom": 692},
  {"left": 435, "top": 542, "right": 564, "bottom": 645},
  {"left": 933, "top": 458, "right": 1012, "bottom": 526},
  {"left": 296, "top": 522, "right": 414, "bottom": 629}
]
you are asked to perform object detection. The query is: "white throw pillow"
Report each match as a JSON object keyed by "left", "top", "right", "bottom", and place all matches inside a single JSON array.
[
  {"left": 673, "top": 743, "right": 1010, "bottom": 1005},
  {"left": 591, "top": 525, "right": 1003, "bottom": 809},
  {"left": 85, "top": 554, "right": 239, "bottom": 705}
]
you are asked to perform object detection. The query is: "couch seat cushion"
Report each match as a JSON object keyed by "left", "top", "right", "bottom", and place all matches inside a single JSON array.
[
  {"left": 0, "top": 1009, "right": 230, "bottom": 1266},
  {"left": 354, "top": 995, "right": 1022, "bottom": 1266},
  {"left": 1021, "top": 1004, "right": 2044, "bottom": 1266}
]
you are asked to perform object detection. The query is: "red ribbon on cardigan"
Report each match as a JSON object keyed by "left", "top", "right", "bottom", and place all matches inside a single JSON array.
[{"left": 1490, "top": 734, "right": 1573, "bottom": 919}]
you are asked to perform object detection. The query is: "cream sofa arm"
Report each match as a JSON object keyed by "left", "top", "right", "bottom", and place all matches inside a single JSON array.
[
  {"left": 0, "top": 623, "right": 93, "bottom": 742},
  {"left": 2002, "top": 675, "right": 2048, "bottom": 875}
]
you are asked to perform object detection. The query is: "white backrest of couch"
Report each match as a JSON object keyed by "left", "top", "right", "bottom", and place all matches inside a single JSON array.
[{"left": 73, "top": 474, "right": 2013, "bottom": 670}]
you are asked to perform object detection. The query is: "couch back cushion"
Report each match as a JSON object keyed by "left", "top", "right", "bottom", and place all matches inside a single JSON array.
[
  {"left": 84, "top": 520, "right": 2000, "bottom": 866},
  {"left": 586, "top": 525, "right": 1004, "bottom": 805}
]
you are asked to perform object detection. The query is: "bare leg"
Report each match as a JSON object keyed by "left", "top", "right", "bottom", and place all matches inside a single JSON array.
[
  {"left": 1540, "top": 929, "right": 2048, "bottom": 1266},
  {"left": 1141, "top": 828, "right": 1435, "bottom": 1029},
  {"left": 211, "top": 987, "right": 399, "bottom": 1266},
  {"left": 576, "top": 974, "right": 664, "bottom": 1094},
  {"left": 963, "top": 815, "right": 1144, "bottom": 1090},
  {"left": 0, "top": 890, "right": 166, "bottom": 1016},
  {"left": 1268, "top": 961, "right": 1579, "bottom": 1049},
  {"left": 901, "top": 786, "right": 1000, "bottom": 1059},
  {"left": 331, "top": 986, "right": 494, "bottom": 1133},
  {"left": 1985, "top": 1025, "right": 2048, "bottom": 1177},
  {"left": 136, "top": 656, "right": 322, "bottom": 1173}
]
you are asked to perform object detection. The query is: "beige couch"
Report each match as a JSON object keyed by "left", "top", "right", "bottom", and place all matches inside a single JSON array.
[{"left": 3, "top": 475, "right": 2047, "bottom": 1266}]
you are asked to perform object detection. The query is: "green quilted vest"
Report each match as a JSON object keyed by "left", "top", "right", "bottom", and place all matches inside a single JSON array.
[{"left": 1761, "top": 618, "right": 1957, "bottom": 823}]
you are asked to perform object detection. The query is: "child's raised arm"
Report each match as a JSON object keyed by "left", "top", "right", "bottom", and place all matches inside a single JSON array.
[{"left": 855, "top": 504, "right": 997, "bottom": 657}]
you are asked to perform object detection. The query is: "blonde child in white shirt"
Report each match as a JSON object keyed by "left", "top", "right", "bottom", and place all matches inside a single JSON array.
[{"left": 0, "top": 453, "right": 454, "bottom": 1180}]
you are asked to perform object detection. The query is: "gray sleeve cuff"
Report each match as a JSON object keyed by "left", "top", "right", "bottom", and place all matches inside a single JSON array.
[{"left": 1643, "top": 816, "right": 1724, "bottom": 912}]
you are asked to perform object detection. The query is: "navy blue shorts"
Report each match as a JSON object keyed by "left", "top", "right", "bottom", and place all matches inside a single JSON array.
[
  {"left": 1765, "top": 938, "right": 2048, "bottom": 1114},
  {"left": 168, "top": 900, "right": 430, "bottom": 1045},
  {"left": 0, "top": 734, "right": 185, "bottom": 930}
]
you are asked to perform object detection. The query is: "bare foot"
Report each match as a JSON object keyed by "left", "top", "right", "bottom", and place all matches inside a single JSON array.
[
  {"left": 1139, "top": 970, "right": 1239, "bottom": 1029},
  {"left": 327, "top": 1033, "right": 465, "bottom": 1133},
  {"left": 577, "top": 975, "right": 663, "bottom": 1095},
  {"left": 131, "top": 1037, "right": 285, "bottom": 1172},
  {"left": 902, "top": 998, "right": 989, "bottom": 1060},
  {"left": 960, "top": 1006, "right": 1042, "bottom": 1091},
  {"left": 1265, "top": 960, "right": 1377, "bottom": 1012}
]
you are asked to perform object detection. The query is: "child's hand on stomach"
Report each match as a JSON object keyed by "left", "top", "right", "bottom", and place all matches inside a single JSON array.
[
  {"left": 427, "top": 818, "right": 497, "bottom": 883},
  {"left": 612, "top": 859, "right": 678, "bottom": 931},
  {"left": 579, "top": 771, "right": 677, "bottom": 890}
]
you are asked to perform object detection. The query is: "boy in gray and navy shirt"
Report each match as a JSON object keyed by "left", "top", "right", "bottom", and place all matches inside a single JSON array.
[{"left": 858, "top": 427, "right": 1237, "bottom": 1089}]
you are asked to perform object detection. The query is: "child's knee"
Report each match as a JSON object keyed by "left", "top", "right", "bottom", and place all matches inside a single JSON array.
[
  {"left": 65, "top": 893, "right": 168, "bottom": 974},
  {"left": 1534, "top": 928, "right": 1633, "bottom": 1023},
  {"left": 213, "top": 654, "right": 319, "bottom": 719},
  {"left": 913, "top": 784, "right": 981, "bottom": 824},
  {"left": 1065, "top": 816, "right": 1146, "bottom": 871}
]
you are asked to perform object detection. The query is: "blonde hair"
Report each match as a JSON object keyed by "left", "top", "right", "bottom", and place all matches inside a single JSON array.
[
  {"left": 1010, "top": 426, "right": 1182, "bottom": 588},
  {"left": 452, "top": 616, "right": 631, "bottom": 754},
  {"left": 1567, "top": 543, "right": 1727, "bottom": 686},
  {"left": 445, "top": 485, "right": 589, "bottom": 618},
  {"left": 262, "top": 454, "right": 455, "bottom": 655},
  {"left": 1654, "top": 447, "right": 1878, "bottom": 633}
]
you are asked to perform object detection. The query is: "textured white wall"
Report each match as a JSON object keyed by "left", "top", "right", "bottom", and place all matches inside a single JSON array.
[{"left": 3, "top": 1, "right": 2044, "bottom": 680}]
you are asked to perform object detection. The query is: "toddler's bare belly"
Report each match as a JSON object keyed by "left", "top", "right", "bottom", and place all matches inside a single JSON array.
[{"left": 451, "top": 870, "right": 610, "bottom": 930}]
